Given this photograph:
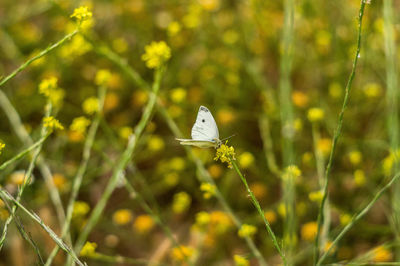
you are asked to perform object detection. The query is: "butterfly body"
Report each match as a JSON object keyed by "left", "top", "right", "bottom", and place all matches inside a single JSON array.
[{"left": 176, "top": 106, "right": 221, "bottom": 148}]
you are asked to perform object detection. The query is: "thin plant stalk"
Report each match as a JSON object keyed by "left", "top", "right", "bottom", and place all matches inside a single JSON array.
[
  {"left": 91, "top": 39, "right": 268, "bottom": 266},
  {"left": 231, "top": 158, "right": 286, "bottom": 264},
  {"left": 0, "top": 29, "right": 78, "bottom": 88},
  {"left": 71, "top": 67, "right": 164, "bottom": 257},
  {"left": 45, "top": 85, "right": 107, "bottom": 266},
  {"left": 0, "top": 190, "right": 85, "bottom": 266},
  {"left": 317, "top": 172, "right": 400, "bottom": 265},
  {"left": 383, "top": 0, "right": 400, "bottom": 259},
  {"left": 0, "top": 103, "right": 51, "bottom": 250},
  {"left": 314, "top": 1, "right": 367, "bottom": 263}
]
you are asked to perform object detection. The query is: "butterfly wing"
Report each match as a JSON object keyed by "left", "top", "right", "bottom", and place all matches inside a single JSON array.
[{"left": 191, "top": 106, "right": 219, "bottom": 141}]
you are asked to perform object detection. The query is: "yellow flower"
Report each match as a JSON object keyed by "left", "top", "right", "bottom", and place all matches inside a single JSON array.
[
  {"left": 354, "top": 169, "right": 366, "bottom": 186},
  {"left": 282, "top": 165, "right": 302, "bottom": 180},
  {"left": 214, "top": 143, "right": 236, "bottom": 168},
  {"left": 172, "top": 192, "right": 191, "bottom": 214},
  {"left": 70, "top": 6, "right": 93, "bottom": 24},
  {"left": 208, "top": 164, "right": 223, "bottom": 179},
  {"left": 38, "top": 77, "right": 65, "bottom": 107},
  {"left": 112, "top": 38, "right": 128, "bottom": 54},
  {"left": 292, "top": 91, "right": 309, "bottom": 108},
  {"left": 323, "top": 240, "right": 336, "bottom": 254},
  {"left": 141, "top": 41, "right": 171, "bottom": 69},
  {"left": 363, "top": 83, "right": 382, "bottom": 98},
  {"left": 70, "top": 116, "right": 91, "bottom": 135},
  {"left": 238, "top": 224, "right": 257, "bottom": 239},
  {"left": 147, "top": 135, "right": 165, "bottom": 151},
  {"left": 278, "top": 203, "right": 286, "bottom": 218},
  {"left": 170, "top": 87, "right": 186, "bottom": 103},
  {"left": 72, "top": 201, "right": 90, "bottom": 218},
  {"left": 301, "top": 222, "right": 317, "bottom": 241},
  {"left": 195, "top": 211, "right": 211, "bottom": 228},
  {"left": 0, "top": 142, "right": 5, "bottom": 155},
  {"left": 307, "top": 107, "right": 325, "bottom": 122},
  {"left": 112, "top": 209, "right": 133, "bottom": 225},
  {"left": 82, "top": 97, "right": 99, "bottom": 115},
  {"left": 264, "top": 210, "right": 277, "bottom": 224},
  {"left": 104, "top": 92, "right": 119, "bottom": 112},
  {"left": 210, "top": 211, "right": 233, "bottom": 234},
  {"left": 169, "top": 157, "right": 185, "bottom": 171},
  {"left": 217, "top": 109, "right": 235, "bottom": 125},
  {"left": 95, "top": 69, "right": 112, "bottom": 86},
  {"left": 80, "top": 241, "right": 97, "bottom": 257},
  {"left": 171, "top": 245, "right": 195, "bottom": 262},
  {"left": 329, "top": 82, "right": 343, "bottom": 99},
  {"left": 348, "top": 150, "right": 362, "bottom": 165},
  {"left": 233, "top": 255, "right": 249, "bottom": 266},
  {"left": 53, "top": 173, "right": 68, "bottom": 191},
  {"left": 43, "top": 116, "right": 64, "bottom": 131},
  {"left": 164, "top": 172, "right": 179, "bottom": 187},
  {"left": 309, "top": 190, "right": 323, "bottom": 203},
  {"left": 199, "top": 0, "right": 220, "bottom": 11},
  {"left": 200, "top": 182, "right": 216, "bottom": 199},
  {"left": 167, "top": 21, "right": 181, "bottom": 36},
  {"left": 133, "top": 214, "right": 154, "bottom": 234},
  {"left": 372, "top": 246, "right": 393, "bottom": 262},
  {"left": 238, "top": 152, "right": 254, "bottom": 169},
  {"left": 119, "top": 126, "right": 133, "bottom": 140},
  {"left": 340, "top": 213, "right": 351, "bottom": 226},
  {"left": 8, "top": 171, "right": 26, "bottom": 185},
  {"left": 317, "top": 138, "right": 332, "bottom": 157}
]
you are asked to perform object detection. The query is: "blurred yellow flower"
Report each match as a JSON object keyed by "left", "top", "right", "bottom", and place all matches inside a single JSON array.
[
  {"left": 348, "top": 150, "right": 362, "bottom": 165},
  {"left": 171, "top": 245, "right": 195, "bottom": 262},
  {"left": 82, "top": 97, "right": 99, "bottom": 115},
  {"left": 53, "top": 173, "right": 68, "bottom": 191},
  {"left": 131, "top": 90, "right": 148, "bottom": 107},
  {"left": 39, "top": 76, "right": 65, "bottom": 107},
  {"left": 208, "top": 164, "right": 223, "bottom": 179},
  {"left": 264, "top": 210, "right": 277, "bottom": 224},
  {"left": 292, "top": 91, "right": 309, "bottom": 108},
  {"left": 80, "top": 241, "right": 97, "bottom": 257},
  {"left": 354, "top": 169, "right": 366, "bottom": 186},
  {"left": 329, "top": 82, "right": 343, "bottom": 99},
  {"left": 323, "top": 240, "right": 336, "bottom": 254},
  {"left": 340, "top": 213, "right": 351, "bottom": 226},
  {"left": 141, "top": 41, "right": 171, "bottom": 69},
  {"left": 223, "top": 30, "right": 239, "bottom": 44},
  {"left": 104, "top": 92, "right": 119, "bottom": 112},
  {"left": 307, "top": 108, "right": 325, "bottom": 123},
  {"left": 217, "top": 109, "right": 235, "bottom": 125},
  {"left": 309, "top": 190, "right": 323, "bottom": 203},
  {"left": 172, "top": 192, "right": 191, "bottom": 214},
  {"left": 200, "top": 182, "right": 216, "bottom": 199},
  {"left": 233, "top": 255, "right": 249, "bottom": 266},
  {"left": 72, "top": 201, "right": 90, "bottom": 218},
  {"left": 170, "top": 87, "right": 187, "bottom": 103},
  {"left": 302, "top": 152, "right": 313, "bottom": 165},
  {"left": 112, "top": 209, "right": 133, "bottom": 226},
  {"left": 199, "top": 0, "right": 220, "bottom": 11},
  {"left": 70, "top": 116, "right": 91, "bottom": 135},
  {"left": 183, "top": 4, "right": 202, "bottom": 28},
  {"left": 214, "top": 144, "right": 236, "bottom": 168},
  {"left": 301, "top": 222, "right": 317, "bottom": 241},
  {"left": 169, "top": 157, "right": 186, "bottom": 171},
  {"left": 210, "top": 211, "right": 233, "bottom": 234},
  {"left": 112, "top": 38, "right": 128, "bottom": 54},
  {"left": 43, "top": 116, "right": 64, "bottom": 131},
  {"left": 133, "top": 214, "right": 155, "bottom": 234},
  {"left": 9, "top": 171, "right": 25, "bottom": 185},
  {"left": 282, "top": 165, "right": 302, "bottom": 180},
  {"left": 70, "top": 6, "right": 93, "bottom": 24},
  {"left": 249, "top": 182, "right": 267, "bottom": 200},
  {"left": 195, "top": 211, "right": 211, "bottom": 227},
  {"left": 278, "top": 203, "right": 286, "bottom": 218},
  {"left": 95, "top": 69, "right": 112, "bottom": 86},
  {"left": 147, "top": 135, "right": 165, "bottom": 151},
  {"left": 294, "top": 118, "right": 303, "bottom": 132},
  {"left": 164, "top": 172, "right": 179, "bottom": 187},
  {"left": 167, "top": 21, "right": 181, "bottom": 36},
  {"left": 363, "top": 82, "right": 382, "bottom": 98},
  {"left": 0, "top": 209, "right": 9, "bottom": 221},
  {"left": 317, "top": 138, "right": 332, "bottom": 157},
  {"left": 372, "top": 246, "right": 393, "bottom": 262},
  {"left": 238, "top": 152, "right": 254, "bottom": 169},
  {"left": 238, "top": 224, "right": 257, "bottom": 239},
  {"left": 118, "top": 126, "right": 132, "bottom": 140},
  {"left": 0, "top": 142, "right": 4, "bottom": 155}
]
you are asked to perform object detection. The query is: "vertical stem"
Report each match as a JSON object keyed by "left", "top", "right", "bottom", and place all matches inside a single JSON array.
[
  {"left": 280, "top": 0, "right": 295, "bottom": 262},
  {"left": 383, "top": 0, "right": 400, "bottom": 259},
  {"left": 314, "top": 1, "right": 366, "bottom": 264}
]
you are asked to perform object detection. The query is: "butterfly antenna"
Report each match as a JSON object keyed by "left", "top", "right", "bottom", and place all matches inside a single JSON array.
[{"left": 220, "top": 134, "right": 236, "bottom": 142}]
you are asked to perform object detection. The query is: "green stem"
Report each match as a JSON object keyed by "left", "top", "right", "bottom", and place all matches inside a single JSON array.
[
  {"left": 0, "top": 190, "right": 85, "bottom": 266},
  {"left": 231, "top": 159, "right": 286, "bottom": 264},
  {"left": 0, "top": 29, "right": 79, "bottom": 88},
  {"left": 317, "top": 172, "right": 400, "bottom": 265},
  {"left": 314, "top": 1, "right": 366, "bottom": 263}
]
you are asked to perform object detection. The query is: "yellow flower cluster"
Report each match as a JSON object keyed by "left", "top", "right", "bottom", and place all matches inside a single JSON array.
[
  {"left": 95, "top": 69, "right": 112, "bottom": 86},
  {"left": 70, "top": 6, "right": 93, "bottom": 24},
  {"left": 43, "top": 116, "right": 64, "bottom": 131},
  {"left": 83, "top": 97, "right": 99, "bottom": 115},
  {"left": 238, "top": 152, "right": 254, "bottom": 169},
  {"left": 70, "top": 116, "right": 91, "bottom": 135},
  {"left": 233, "top": 254, "right": 249, "bottom": 266},
  {"left": 238, "top": 224, "right": 257, "bottom": 239},
  {"left": 172, "top": 192, "right": 191, "bottom": 214},
  {"left": 112, "top": 209, "right": 133, "bottom": 225},
  {"left": 72, "top": 201, "right": 90, "bottom": 218},
  {"left": 38, "top": 77, "right": 65, "bottom": 107},
  {"left": 282, "top": 165, "right": 302, "bottom": 180},
  {"left": 133, "top": 214, "right": 155, "bottom": 234},
  {"left": 307, "top": 107, "right": 325, "bottom": 122},
  {"left": 195, "top": 211, "right": 211, "bottom": 228},
  {"left": 372, "top": 246, "right": 393, "bottom": 262},
  {"left": 141, "top": 41, "right": 171, "bottom": 69},
  {"left": 167, "top": 21, "right": 181, "bottom": 37},
  {"left": 301, "top": 221, "right": 317, "bottom": 241},
  {"left": 0, "top": 142, "right": 5, "bottom": 155},
  {"left": 200, "top": 182, "right": 216, "bottom": 199},
  {"left": 214, "top": 143, "right": 236, "bottom": 168},
  {"left": 80, "top": 241, "right": 97, "bottom": 257},
  {"left": 171, "top": 245, "right": 195, "bottom": 262},
  {"left": 308, "top": 190, "right": 323, "bottom": 203}
]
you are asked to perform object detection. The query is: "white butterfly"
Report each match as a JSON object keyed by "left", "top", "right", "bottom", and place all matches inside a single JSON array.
[{"left": 176, "top": 106, "right": 222, "bottom": 148}]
